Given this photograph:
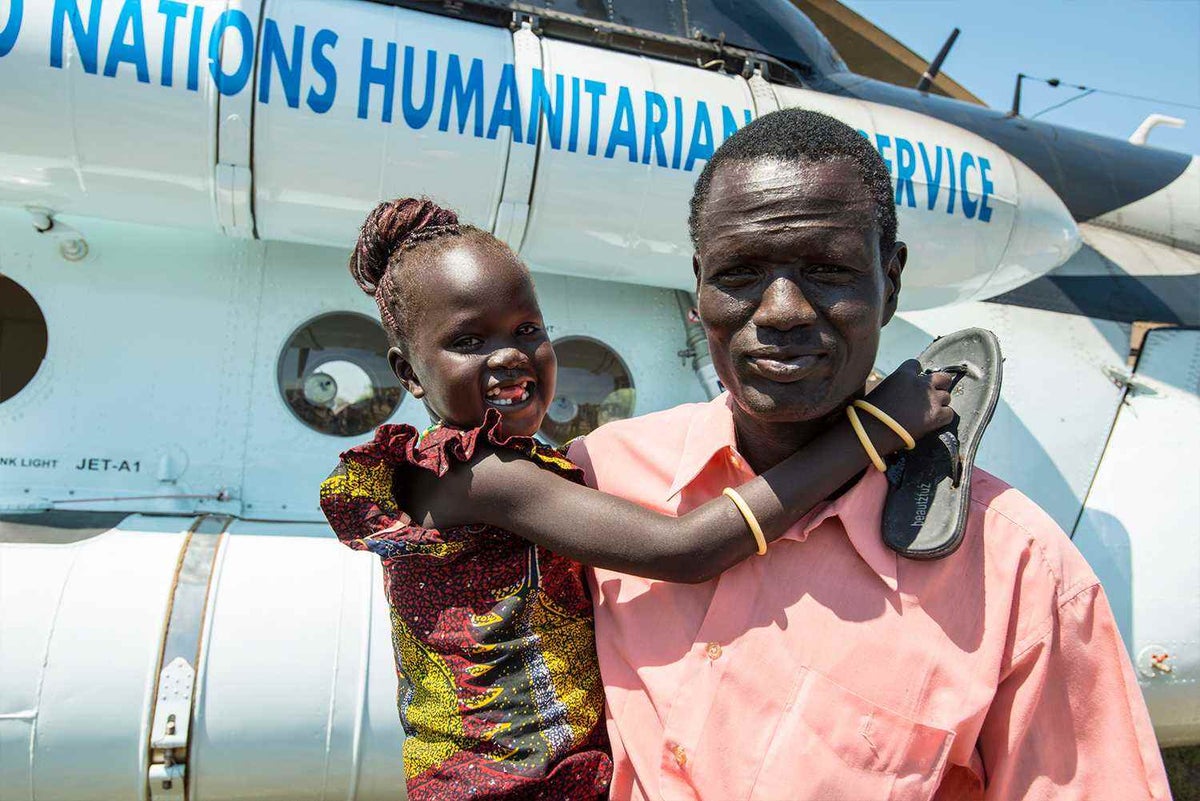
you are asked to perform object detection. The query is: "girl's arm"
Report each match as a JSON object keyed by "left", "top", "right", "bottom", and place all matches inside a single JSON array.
[{"left": 442, "top": 361, "right": 953, "bottom": 583}]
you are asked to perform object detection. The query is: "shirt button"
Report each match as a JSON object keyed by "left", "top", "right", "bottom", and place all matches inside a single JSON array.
[
  {"left": 672, "top": 744, "right": 688, "bottom": 767},
  {"left": 705, "top": 642, "right": 723, "bottom": 660}
]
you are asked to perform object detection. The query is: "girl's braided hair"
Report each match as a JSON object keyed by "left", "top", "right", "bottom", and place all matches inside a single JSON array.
[{"left": 349, "top": 197, "right": 481, "bottom": 344}]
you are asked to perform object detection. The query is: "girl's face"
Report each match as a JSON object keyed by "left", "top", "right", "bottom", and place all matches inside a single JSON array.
[{"left": 388, "top": 239, "right": 556, "bottom": 438}]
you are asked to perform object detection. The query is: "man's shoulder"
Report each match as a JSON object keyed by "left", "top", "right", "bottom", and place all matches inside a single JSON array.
[{"left": 965, "top": 469, "right": 1099, "bottom": 605}]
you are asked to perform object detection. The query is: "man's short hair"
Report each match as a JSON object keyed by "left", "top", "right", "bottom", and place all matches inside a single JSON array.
[{"left": 688, "top": 108, "right": 898, "bottom": 254}]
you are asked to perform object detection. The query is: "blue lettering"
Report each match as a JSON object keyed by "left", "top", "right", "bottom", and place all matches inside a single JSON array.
[
  {"left": 918, "top": 142, "right": 942, "bottom": 211},
  {"left": 528, "top": 68, "right": 565, "bottom": 149},
  {"left": 51, "top": 0, "right": 101, "bottom": 73},
  {"left": 685, "top": 101, "right": 714, "bottom": 172},
  {"left": 945, "top": 148, "right": 956, "bottom": 215},
  {"left": 105, "top": 0, "right": 150, "bottom": 83},
  {"left": 584, "top": 79, "right": 606, "bottom": 156},
  {"left": 894, "top": 137, "right": 916, "bottom": 208},
  {"left": 721, "top": 105, "right": 739, "bottom": 141},
  {"left": 486, "top": 62, "right": 522, "bottom": 142},
  {"left": 671, "top": 96, "right": 684, "bottom": 169},
  {"left": 978, "top": 156, "right": 994, "bottom": 223},
  {"left": 306, "top": 29, "right": 337, "bottom": 113},
  {"left": 605, "top": 86, "right": 638, "bottom": 161},
  {"left": 720, "top": 106, "right": 752, "bottom": 142},
  {"left": 874, "top": 133, "right": 893, "bottom": 175},
  {"left": 103, "top": 0, "right": 148, "bottom": 82},
  {"left": 960, "top": 151, "right": 977, "bottom": 219},
  {"left": 258, "top": 19, "right": 303, "bottom": 108},
  {"left": 357, "top": 38, "right": 395, "bottom": 122},
  {"left": 0, "top": 0, "right": 21, "bottom": 58},
  {"left": 567, "top": 76, "right": 581, "bottom": 152},
  {"left": 398, "top": 47, "right": 436, "bottom": 131},
  {"left": 186, "top": 4, "right": 203, "bottom": 91},
  {"left": 642, "top": 90, "right": 669, "bottom": 166},
  {"left": 438, "top": 53, "right": 481, "bottom": 135},
  {"left": 208, "top": 9, "right": 254, "bottom": 96},
  {"left": 157, "top": 0, "right": 187, "bottom": 86}
]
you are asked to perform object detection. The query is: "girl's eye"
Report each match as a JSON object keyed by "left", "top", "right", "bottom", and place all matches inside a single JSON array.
[{"left": 516, "top": 323, "right": 541, "bottom": 336}]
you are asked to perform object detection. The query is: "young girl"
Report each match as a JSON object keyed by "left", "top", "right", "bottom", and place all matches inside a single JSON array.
[{"left": 320, "top": 198, "right": 954, "bottom": 800}]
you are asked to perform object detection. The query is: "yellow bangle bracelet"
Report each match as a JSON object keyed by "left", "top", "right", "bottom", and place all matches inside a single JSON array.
[
  {"left": 852, "top": 400, "right": 916, "bottom": 450},
  {"left": 722, "top": 487, "right": 768, "bottom": 556},
  {"left": 846, "top": 405, "right": 888, "bottom": 472}
]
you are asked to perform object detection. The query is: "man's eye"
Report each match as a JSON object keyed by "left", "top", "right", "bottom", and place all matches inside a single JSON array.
[
  {"left": 453, "top": 335, "right": 482, "bottom": 350},
  {"left": 810, "top": 263, "right": 850, "bottom": 277},
  {"left": 516, "top": 323, "right": 541, "bottom": 337},
  {"left": 713, "top": 267, "right": 757, "bottom": 285}
]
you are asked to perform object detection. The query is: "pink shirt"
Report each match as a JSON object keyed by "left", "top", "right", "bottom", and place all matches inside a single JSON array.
[{"left": 568, "top": 393, "right": 1169, "bottom": 801}]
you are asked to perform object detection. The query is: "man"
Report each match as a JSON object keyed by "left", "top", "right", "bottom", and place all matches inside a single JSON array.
[{"left": 568, "top": 109, "right": 1169, "bottom": 800}]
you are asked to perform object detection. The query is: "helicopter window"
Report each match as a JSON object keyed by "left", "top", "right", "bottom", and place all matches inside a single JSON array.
[
  {"left": 277, "top": 313, "right": 403, "bottom": 437},
  {"left": 608, "top": 1, "right": 686, "bottom": 37},
  {"left": 685, "top": 0, "right": 845, "bottom": 76},
  {"left": 520, "top": 0, "right": 844, "bottom": 77},
  {"left": 0, "top": 276, "right": 48, "bottom": 403},
  {"left": 524, "top": 0, "right": 684, "bottom": 35},
  {"left": 540, "top": 337, "right": 635, "bottom": 446}
]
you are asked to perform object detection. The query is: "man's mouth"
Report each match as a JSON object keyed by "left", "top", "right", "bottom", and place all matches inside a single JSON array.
[
  {"left": 485, "top": 379, "right": 536, "bottom": 408},
  {"left": 745, "top": 351, "right": 826, "bottom": 383}
]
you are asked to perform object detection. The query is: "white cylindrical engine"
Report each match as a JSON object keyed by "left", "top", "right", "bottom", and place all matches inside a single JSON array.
[{"left": 0, "top": 515, "right": 406, "bottom": 801}]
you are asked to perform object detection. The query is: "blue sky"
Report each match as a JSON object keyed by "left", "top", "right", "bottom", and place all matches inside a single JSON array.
[{"left": 842, "top": 0, "right": 1200, "bottom": 155}]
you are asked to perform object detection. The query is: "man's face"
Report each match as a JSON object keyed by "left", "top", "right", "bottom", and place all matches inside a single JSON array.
[{"left": 694, "top": 157, "right": 905, "bottom": 423}]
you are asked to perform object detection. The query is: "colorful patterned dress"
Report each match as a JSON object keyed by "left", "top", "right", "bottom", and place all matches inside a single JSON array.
[{"left": 319, "top": 410, "right": 612, "bottom": 800}]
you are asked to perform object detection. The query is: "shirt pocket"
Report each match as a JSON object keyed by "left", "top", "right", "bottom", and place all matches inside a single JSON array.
[{"left": 749, "top": 667, "right": 954, "bottom": 801}]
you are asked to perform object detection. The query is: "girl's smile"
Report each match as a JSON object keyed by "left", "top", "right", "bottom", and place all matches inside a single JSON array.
[{"left": 485, "top": 377, "right": 537, "bottom": 407}]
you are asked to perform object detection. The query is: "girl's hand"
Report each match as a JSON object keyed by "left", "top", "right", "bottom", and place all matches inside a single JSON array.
[{"left": 860, "top": 359, "right": 955, "bottom": 452}]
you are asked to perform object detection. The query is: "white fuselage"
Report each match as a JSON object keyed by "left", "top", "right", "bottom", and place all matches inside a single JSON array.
[{"left": 0, "top": 2, "right": 1196, "bottom": 799}]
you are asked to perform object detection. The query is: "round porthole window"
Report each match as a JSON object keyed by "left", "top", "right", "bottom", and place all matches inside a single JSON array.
[
  {"left": 0, "top": 276, "right": 48, "bottom": 403},
  {"left": 277, "top": 313, "right": 403, "bottom": 437},
  {"left": 541, "top": 337, "right": 635, "bottom": 446}
]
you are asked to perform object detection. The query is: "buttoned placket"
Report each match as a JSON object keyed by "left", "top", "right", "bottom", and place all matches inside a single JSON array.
[
  {"left": 657, "top": 448, "right": 759, "bottom": 801},
  {"left": 654, "top": 442, "right": 876, "bottom": 801}
]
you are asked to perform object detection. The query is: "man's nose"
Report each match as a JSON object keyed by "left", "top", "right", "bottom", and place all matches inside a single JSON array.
[
  {"left": 486, "top": 346, "right": 530, "bottom": 371},
  {"left": 752, "top": 276, "right": 818, "bottom": 332}
]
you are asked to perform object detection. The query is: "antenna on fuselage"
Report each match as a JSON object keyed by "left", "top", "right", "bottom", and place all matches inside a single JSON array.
[
  {"left": 1009, "top": 74, "right": 1066, "bottom": 117},
  {"left": 916, "top": 28, "right": 960, "bottom": 93}
]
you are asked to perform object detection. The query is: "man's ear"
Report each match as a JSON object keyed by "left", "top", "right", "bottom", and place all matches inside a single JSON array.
[
  {"left": 881, "top": 241, "right": 906, "bottom": 325},
  {"left": 388, "top": 346, "right": 424, "bottom": 399}
]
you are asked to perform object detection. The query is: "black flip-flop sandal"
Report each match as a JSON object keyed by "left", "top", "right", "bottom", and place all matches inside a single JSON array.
[{"left": 882, "top": 328, "right": 1003, "bottom": 559}]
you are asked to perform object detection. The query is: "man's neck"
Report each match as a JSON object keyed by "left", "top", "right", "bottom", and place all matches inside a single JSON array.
[{"left": 732, "top": 405, "right": 839, "bottom": 475}]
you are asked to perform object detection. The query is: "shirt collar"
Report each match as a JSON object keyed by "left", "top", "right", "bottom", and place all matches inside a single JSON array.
[
  {"left": 665, "top": 393, "right": 741, "bottom": 501},
  {"left": 667, "top": 392, "right": 899, "bottom": 591},
  {"left": 793, "top": 470, "right": 899, "bottom": 591}
]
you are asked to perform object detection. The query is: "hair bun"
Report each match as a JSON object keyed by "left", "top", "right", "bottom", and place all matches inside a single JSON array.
[{"left": 349, "top": 197, "right": 460, "bottom": 295}]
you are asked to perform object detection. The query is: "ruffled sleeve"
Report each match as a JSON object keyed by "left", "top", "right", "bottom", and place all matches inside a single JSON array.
[
  {"left": 416, "top": 408, "right": 584, "bottom": 483},
  {"left": 319, "top": 409, "right": 583, "bottom": 558}
]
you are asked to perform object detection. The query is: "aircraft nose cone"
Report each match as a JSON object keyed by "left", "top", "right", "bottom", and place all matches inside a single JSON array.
[{"left": 981, "top": 157, "right": 1081, "bottom": 300}]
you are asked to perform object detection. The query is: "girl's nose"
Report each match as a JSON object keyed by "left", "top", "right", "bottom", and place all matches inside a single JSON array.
[{"left": 486, "top": 347, "right": 529, "bottom": 371}]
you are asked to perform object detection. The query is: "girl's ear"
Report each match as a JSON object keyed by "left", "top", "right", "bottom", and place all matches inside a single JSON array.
[{"left": 388, "top": 347, "right": 425, "bottom": 398}]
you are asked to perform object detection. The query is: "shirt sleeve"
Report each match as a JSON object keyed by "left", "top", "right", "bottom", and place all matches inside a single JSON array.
[
  {"left": 978, "top": 581, "right": 1171, "bottom": 800},
  {"left": 565, "top": 436, "right": 599, "bottom": 489}
]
